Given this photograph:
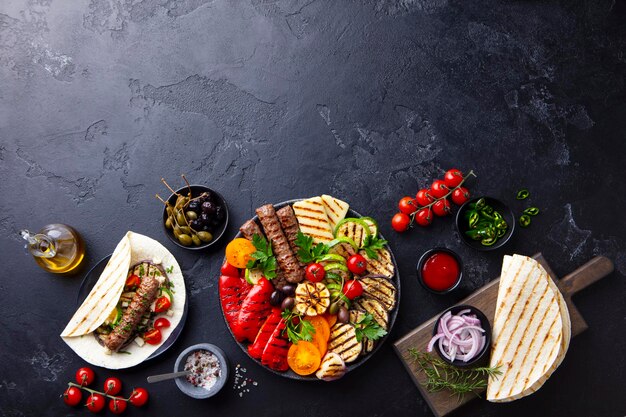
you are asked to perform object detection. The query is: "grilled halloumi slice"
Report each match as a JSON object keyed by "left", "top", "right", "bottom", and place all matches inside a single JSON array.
[
  {"left": 359, "top": 248, "right": 394, "bottom": 278},
  {"left": 328, "top": 323, "right": 361, "bottom": 363},
  {"left": 293, "top": 197, "right": 334, "bottom": 244},
  {"left": 315, "top": 352, "right": 347, "bottom": 381},
  {"left": 354, "top": 298, "right": 388, "bottom": 330},
  {"left": 321, "top": 195, "right": 349, "bottom": 231},
  {"left": 360, "top": 277, "right": 396, "bottom": 311},
  {"left": 349, "top": 310, "right": 376, "bottom": 355}
]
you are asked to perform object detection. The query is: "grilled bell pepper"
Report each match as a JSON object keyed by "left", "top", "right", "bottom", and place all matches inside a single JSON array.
[
  {"left": 261, "top": 318, "right": 290, "bottom": 372},
  {"left": 219, "top": 274, "right": 252, "bottom": 342},
  {"left": 248, "top": 307, "right": 282, "bottom": 359},
  {"left": 237, "top": 277, "right": 273, "bottom": 342}
]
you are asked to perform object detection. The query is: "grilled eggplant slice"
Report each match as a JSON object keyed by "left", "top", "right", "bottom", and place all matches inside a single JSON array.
[
  {"left": 360, "top": 276, "right": 396, "bottom": 311},
  {"left": 353, "top": 298, "right": 388, "bottom": 330},
  {"left": 328, "top": 323, "right": 362, "bottom": 363},
  {"left": 315, "top": 352, "right": 347, "bottom": 381},
  {"left": 349, "top": 310, "right": 375, "bottom": 355},
  {"left": 359, "top": 248, "right": 394, "bottom": 278}
]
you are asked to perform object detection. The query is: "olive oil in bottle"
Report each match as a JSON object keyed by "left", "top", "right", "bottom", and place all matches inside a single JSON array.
[{"left": 21, "top": 224, "right": 85, "bottom": 274}]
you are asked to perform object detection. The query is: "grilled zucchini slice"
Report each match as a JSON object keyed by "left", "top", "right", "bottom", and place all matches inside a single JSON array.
[{"left": 334, "top": 218, "right": 370, "bottom": 248}]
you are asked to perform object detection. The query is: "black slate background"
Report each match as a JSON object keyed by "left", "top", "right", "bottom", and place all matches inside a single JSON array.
[{"left": 1, "top": 1, "right": 625, "bottom": 416}]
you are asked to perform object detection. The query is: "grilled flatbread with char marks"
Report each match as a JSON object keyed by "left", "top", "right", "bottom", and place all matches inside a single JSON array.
[
  {"left": 328, "top": 323, "right": 361, "bottom": 363},
  {"left": 293, "top": 197, "right": 334, "bottom": 244}
]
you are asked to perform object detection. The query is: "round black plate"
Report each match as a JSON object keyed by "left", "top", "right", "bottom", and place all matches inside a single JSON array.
[
  {"left": 77, "top": 254, "right": 189, "bottom": 362},
  {"left": 220, "top": 199, "right": 401, "bottom": 380}
]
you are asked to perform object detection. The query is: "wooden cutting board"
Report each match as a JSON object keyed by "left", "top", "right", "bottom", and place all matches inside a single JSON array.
[{"left": 393, "top": 254, "right": 614, "bottom": 417}]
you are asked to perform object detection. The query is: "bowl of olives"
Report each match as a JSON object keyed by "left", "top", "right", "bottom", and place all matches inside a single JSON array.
[{"left": 161, "top": 184, "right": 229, "bottom": 250}]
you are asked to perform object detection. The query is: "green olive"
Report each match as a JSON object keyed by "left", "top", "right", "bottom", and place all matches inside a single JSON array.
[
  {"left": 165, "top": 217, "right": 173, "bottom": 229},
  {"left": 329, "top": 300, "right": 341, "bottom": 315},
  {"left": 197, "top": 231, "right": 213, "bottom": 242},
  {"left": 166, "top": 205, "right": 173, "bottom": 216},
  {"left": 179, "top": 226, "right": 191, "bottom": 235},
  {"left": 192, "top": 234, "right": 201, "bottom": 246},
  {"left": 176, "top": 212, "right": 187, "bottom": 226},
  {"left": 186, "top": 211, "right": 198, "bottom": 221},
  {"left": 177, "top": 234, "right": 193, "bottom": 246}
]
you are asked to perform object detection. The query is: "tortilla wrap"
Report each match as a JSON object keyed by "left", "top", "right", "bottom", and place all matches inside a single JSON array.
[{"left": 61, "top": 231, "right": 186, "bottom": 369}]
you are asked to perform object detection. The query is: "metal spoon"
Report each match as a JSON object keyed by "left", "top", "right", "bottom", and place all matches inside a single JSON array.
[{"left": 146, "top": 370, "right": 191, "bottom": 384}]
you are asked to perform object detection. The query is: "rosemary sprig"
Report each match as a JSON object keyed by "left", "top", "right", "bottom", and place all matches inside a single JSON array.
[{"left": 408, "top": 349, "right": 501, "bottom": 402}]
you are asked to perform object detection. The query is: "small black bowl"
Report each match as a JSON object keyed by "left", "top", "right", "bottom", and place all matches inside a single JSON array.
[
  {"left": 417, "top": 248, "right": 463, "bottom": 295},
  {"left": 162, "top": 185, "right": 229, "bottom": 250},
  {"left": 455, "top": 196, "right": 515, "bottom": 251},
  {"left": 431, "top": 304, "right": 492, "bottom": 368}
]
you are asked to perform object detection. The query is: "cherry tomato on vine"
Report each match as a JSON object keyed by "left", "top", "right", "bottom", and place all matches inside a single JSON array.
[
  {"left": 154, "top": 317, "right": 171, "bottom": 329},
  {"left": 444, "top": 169, "right": 464, "bottom": 188},
  {"left": 430, "top": 179, "right": 449, "bottom": 198},
  {"left": 415, "top": 208, "right": 433, "bottom": 226},
  {"left": 432, "top": 198, "right": 451, "bottom": 217},
  {"left": 86, "top": 393, "right": 106, "bottom": 413},
  {"left": 305, "top": 263, "right": 326, "bottom": 282},
  {"left": 129, "top": 388, "right": 149, "bottom": 407},
  {"left": 451, "top": 187, "right": 470, "bottom": 205},
  {"left": 76, "top": 367, "right": 95, "bottom": 386},
  {"left": 347, "top": 254, "right": 367, "bottom": 275},
  {"left": 108, "top": 397, "right": 128, "bottom": 415},
  {"left": 220, "top": 261, "right": 239, "bottom": 277},
  {"left": 63, "top": 386, "right": 82, "bottom": 407},
  {"left": 391, "top": 213, "right": 410, "bottom": 232},
  {"left": 398, "top": 196, "right": 416, "bottom": 215},
  {"left": 342, "top": 280, "right": 363, "bottom": 300},
  {"left": 415, "top": 189, "right": 434, "bottom": 207},
  {"left": 144, "top": 328, "right": 162, "bottom": 345},
  {"left": 103, "top": 377, "right": 122, "bottom": 395}
]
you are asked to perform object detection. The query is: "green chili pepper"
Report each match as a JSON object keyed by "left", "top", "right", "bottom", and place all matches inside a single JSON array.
[
  {"left": 475, "top": 198, "right": 486, "bottom": 209},
  {"left": 468, "top": 203, "right": 477, "bottom": 210},
  {"left": 468, "top": 211, "right": 479, "bottom": 228},
  {"left": 481, "top": 236, "right": 497, "bottom": 246},
  {"left": 495, "top": 219, "right": 508, "bottom": 230},
  {"left": 493, "top": 211, "right": 503, "bottom": 221},
  {"left": 479, "top": 210, "right": 495, "bottom": 221},
  {"left": 496, "top": 228, "right": 506, "bottom": 237},
  {"left": 516, "top": 189, "right": 529, "bottom": 200},
  {"left": 523, "top": 207, "right": 540, "bottom": 216},
  {"left": 519, "top": 214, "right": 531, "bottom": 227},
  {"left": 481, "top": 205, "right": 494, "bottom": 215}
]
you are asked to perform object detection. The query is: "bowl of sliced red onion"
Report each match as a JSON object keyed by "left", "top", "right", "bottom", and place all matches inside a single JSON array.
[{"left": 427, "top": 305, "right": 491, "bottom": 368}]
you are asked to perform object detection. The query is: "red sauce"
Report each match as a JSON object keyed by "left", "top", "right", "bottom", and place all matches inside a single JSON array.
[{"left": 422, "top": 252, "right": 460, "bottom": 291}]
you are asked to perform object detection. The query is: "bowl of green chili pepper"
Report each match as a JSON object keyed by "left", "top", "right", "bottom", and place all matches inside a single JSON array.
[{"left": 455, "top": 196, "right": 515, "bottom": 251}]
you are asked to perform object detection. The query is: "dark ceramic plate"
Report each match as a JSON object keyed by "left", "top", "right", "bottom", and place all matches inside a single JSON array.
[
  {"left": 77, "top": 254, "right": 189, "bottom": 362},
  {"left": 220, "top": 199, "right": 401, "bottom": 381},
  {"left": 162, "top": 184, "right": 229, "bottom": 251},
  {"left": 455, "top": 196, "right": 515, "bottom": 251}
]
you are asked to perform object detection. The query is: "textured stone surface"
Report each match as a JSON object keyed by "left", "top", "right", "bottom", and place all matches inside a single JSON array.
[{"left": 1, "top": 0, "right": 625, "bottom": 416}]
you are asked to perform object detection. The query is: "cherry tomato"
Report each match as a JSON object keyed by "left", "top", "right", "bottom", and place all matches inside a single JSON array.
[
  {"left": 305, "top": 263, "right": 325, "bottom": 282},
  {"left": 415, "top": 208, "right": 433, "bottom": 226},
  {"left": 220, "top": 261, "right": 239, "bottom": 277},
  {"left": 144, "top": 328, "right": 162, "bottom": 345},
  {"left": 154, "top": 317, "right": 171, "bottom": 329},
  {"left": 103, "top": 377, "right": 122, "bottom": 395},
  {"left": 347, "top": 254, "right": 367, "bottom": 275},
  {"left": 76, "top": 367, "right": 95, "bottom": 386},
  {"left": 430, "top": 179, "right": 449, "bottom": 198},
  {"left": 154, "top": 296, "right": 171, "bottom": 313},
  {"left": 398, "top": 196, "right": 416, "bottom": 215},
  {"left": 451, "top": 187, "right": 470, "bottom": 205},
  {"left": 342, "top": 280, "right": 363, "bottom": 300},
  {"left": 63, "top": 386, "right": 82, "bottom": 407},
  {"left": 432, "top": 198, "right": 451, "bottom": 217},
  {"left": 129, "top": 388, "right": 149, "bottom": 407},
  {"left": 391, "top": 212, "right": 410, "bottom": 232},
  {"left": 124, "top": 274, "right": 141, "bottom": 289},
  {"left": 108, "top": 397, "right": 128, "bottom": 415},
  {"left": 444, "top": 168, "right": 464, "bottom": 188},
  {"left": 415, "top": 189, "right": 434, "bottom": 207},
  {"left": 86, "top": 393, "right": 106, "bottom": 413}
]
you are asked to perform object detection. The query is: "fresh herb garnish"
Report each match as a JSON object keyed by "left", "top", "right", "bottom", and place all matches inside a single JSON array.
[
  {"left": 281, "top": 309, "right": 315, "bottom": 343},
  {"left": 138, "top": 264, "right": 145, "bottom": 277},
  {"left": 295, "top": 231, "right": 329, "bottom": 264},
  {"left": 408, "top": 349, "right": 501, "bottom": 401},
  {"left": 353, "top": 313, "right": 387, "bottom": 342},
  {"left": 246, "top": 234, "right": 277, "bottom": 279},
  {"left": 360, "top": 234, "right": 388, "bottom": 260},
  {"left": 165, "top": 265, "right": 174, "bottom": 274}
]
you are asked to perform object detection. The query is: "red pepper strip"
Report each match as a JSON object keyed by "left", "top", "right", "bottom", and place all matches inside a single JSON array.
[
  {"left": 248, "top": 307, "right": 282, "bottom": 360},
  {"left": 261, "top": 318, "right": 290, "bottom": 372},
  {"left": 219, "top": 275, "right": 252, "bottom": 342},
  {"left": 237, "top": 278, "right": 273, "bottom": 342}
]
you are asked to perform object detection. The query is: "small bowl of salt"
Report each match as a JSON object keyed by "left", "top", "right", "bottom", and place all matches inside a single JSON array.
[{"left": 174, "top": 343, "right": 229, "bottom": 399}]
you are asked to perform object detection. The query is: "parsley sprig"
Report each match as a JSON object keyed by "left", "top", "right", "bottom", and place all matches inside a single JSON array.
[
  {"left": 353, "top": 313, "right": 387, "bottom": 342},
  {"left": 295, "top": 231, "right": 329, "bottom": 264},
  {"left": 281, "top": 309, "right": 316, "bottom": 343},
  {"left": 361, "top": 234, "right": 388, "bottom": 260},
  {"left": 246, "top": 234, "right": 277, "bottom": 279}
]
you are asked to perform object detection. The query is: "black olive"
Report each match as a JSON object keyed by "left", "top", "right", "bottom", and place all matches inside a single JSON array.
[
  {"left": 270, "top": 291, "right": 284, "bottom": 306},
  {"left": 281, "top": 285, "right": 295, "bottom": 296},
  {"left": 202, "top": 201, "right": 216, "bottom": 215},
  {"left": 337, "top": 306, "right": 349, "bottom": 324},
  {"left": 281, "top": 297, "right": 295, "bottom": 310},
  {"left": 187, "top": 200, "right": 201, "bottom": 212}
]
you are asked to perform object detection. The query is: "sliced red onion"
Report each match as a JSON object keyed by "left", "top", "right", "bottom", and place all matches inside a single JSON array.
[{"left": 427, "top": 309, "right": 486, "bottom": 363}]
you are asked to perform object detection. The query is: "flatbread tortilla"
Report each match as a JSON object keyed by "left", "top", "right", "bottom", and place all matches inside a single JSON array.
[
  {"left": 61, "top": 232, "right": 186, "bottom": 369},
  {"left": 487, "top": 254, "right": 569, "bottom": 402}
]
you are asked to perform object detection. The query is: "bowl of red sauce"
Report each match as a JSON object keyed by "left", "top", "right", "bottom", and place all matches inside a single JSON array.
[{"left": 417, "top": 248, "right": 463, "bottom": 294}]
